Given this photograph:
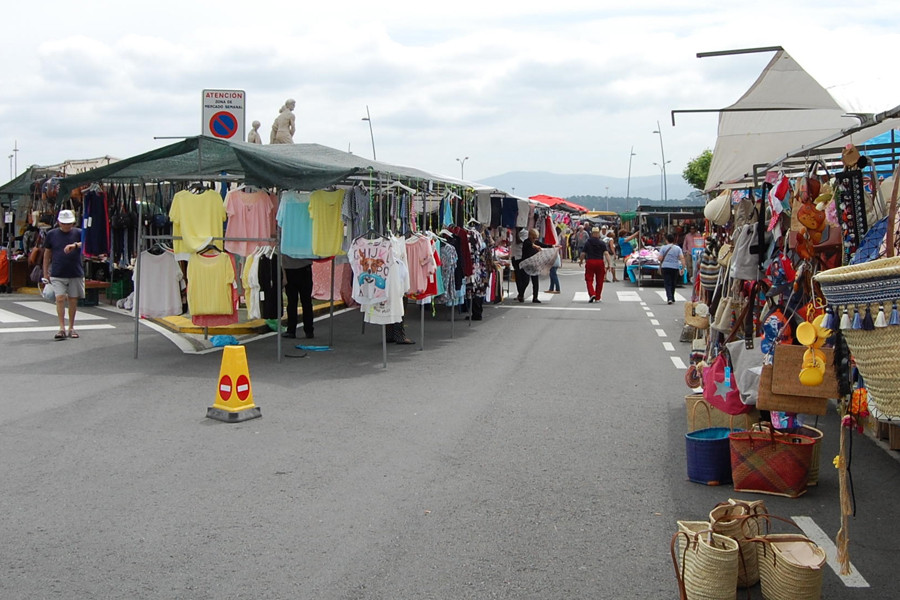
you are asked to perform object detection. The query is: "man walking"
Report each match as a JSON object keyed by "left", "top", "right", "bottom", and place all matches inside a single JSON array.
[
  {"left": 579, "top": 227, "right": 607, "bottom": 303},
  {"left": 42, "top": 209, "right": 84, "bottom": 340}
]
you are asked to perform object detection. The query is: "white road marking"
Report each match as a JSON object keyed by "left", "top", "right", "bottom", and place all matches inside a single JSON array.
[
  {"left": 15, "top": 301, "right": 106, "bottom": 321},
  {"left": 573, "top": 292, "right": 596, "bottom": 303},
  {"left": 791, "top": 516, "right": 869, "bottom": 588},
  {"left": 655, "top": 329, "right": 667, "bottom": 337},
  {"left": 639, "top": 302, "right": 647, "bottom": 306},
  {"left": 0, "top": 324, "right": 115, "bottom": 334},
  {"left": 646, "top": 312, "right": 655, "bottom": 317},
  {"left": 616, "top": 291, "right": 643, "bottom": 302},
  {"left": 670, "top": 356, "right": 687, "bottom": 369},
  {"left": 663, "top": 342, "right": 675, "bottom": 351},
  {"left": 654, "top": 291, "right": 686, "bottom": 303},
  {"left": 0, "top": 308, "right": 37, "bottom": 323},
  {"left": 650, "top": 319, "right": 660, "bottom": 325}
]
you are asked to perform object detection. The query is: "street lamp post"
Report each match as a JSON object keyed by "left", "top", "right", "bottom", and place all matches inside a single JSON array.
[
  {"left": 625, "top": 147, "right": 636, "bottom": 211},
  {"left": 12, "top": 140, "right": 18, "bottom": 178},
  {"left": 652, "top": 121, "right": 668, "bottom": 201},
  {"left": 605, "top": 186, "right": 610, "bottom": 212},
  {"left": 361, "top": 106, "right": 376, "bottom": 161},
  {"left": 7, "top": 154, "right": 12, "bottom": 181},
  {"left": 652, "top": 162, "right": 670, "bottom": 201},
  {"left": 456, "top": 156, "right": 469, "bottom": 180}
]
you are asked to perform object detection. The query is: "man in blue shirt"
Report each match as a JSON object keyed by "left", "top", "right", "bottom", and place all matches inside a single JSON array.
[{"left": 42, "top": 210, "right": 85, "bottom": 340}]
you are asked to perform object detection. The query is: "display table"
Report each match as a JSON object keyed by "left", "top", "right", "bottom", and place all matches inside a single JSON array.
[{"left": 625, "top": 264, "right": 688, "bottom": 284}]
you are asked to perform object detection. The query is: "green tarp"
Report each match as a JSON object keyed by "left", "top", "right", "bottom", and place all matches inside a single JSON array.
[{"left": 58, "top": 136, "right": 452, "bottom": 198}]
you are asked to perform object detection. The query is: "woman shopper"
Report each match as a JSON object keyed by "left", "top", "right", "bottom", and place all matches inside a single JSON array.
[
  {"left": 604, "top": 233, "right": 618, "bottom": 282},
  {"left": 546, "top": 247, "right": 561, "bottom": 293},
  {"left": 519, "top": 228, "right": 550, "bottom": 303},
  {"left": 658, "top": 233, "right": 686, "bottom": 305}
]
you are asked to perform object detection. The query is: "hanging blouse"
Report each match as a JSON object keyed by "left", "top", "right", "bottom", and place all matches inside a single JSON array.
[
  {"left": 133, "top": 249, "right": 183, "bottom": 318},
  {"left": 187, "top": 251, "right": 235, "bottom": 315},
  {"left": 349, "top": 237, "right": 393, "bottom": 306},
  {"left": 308, "top": 189, "right": 346, "bottom": 257},
  {"left": 169, "top": 189, "right": 226, "bottom": 255},
  {"left": 223, "top": 189, "right": 276, "bottom": 256}
]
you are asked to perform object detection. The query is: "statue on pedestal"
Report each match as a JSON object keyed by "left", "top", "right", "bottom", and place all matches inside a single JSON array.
[
  {"left": 247, "top": 120, "right": 262, "bottom": 144},
  {"left": 270, "top": 99, "right": 296, "bottom": 144}
]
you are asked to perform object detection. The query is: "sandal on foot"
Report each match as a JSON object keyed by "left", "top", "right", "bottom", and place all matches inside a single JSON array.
[
  {"left": 68, "top": 330, "right": 80, "bottom": 339},
  {"left": 54, "top": 331, "right": 67, "bottom": 341}
]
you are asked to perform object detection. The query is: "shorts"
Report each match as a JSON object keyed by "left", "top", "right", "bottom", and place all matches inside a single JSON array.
[{"left": 50, "top": 277, "right": 85, "bottom": 299}]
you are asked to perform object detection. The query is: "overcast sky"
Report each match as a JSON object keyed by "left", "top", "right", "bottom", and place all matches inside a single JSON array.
[{"left": 1, "top": 1, "right": 897, "bottom": 192}]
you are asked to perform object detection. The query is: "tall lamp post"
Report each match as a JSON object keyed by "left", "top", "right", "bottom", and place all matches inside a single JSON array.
[
  {"left": 456, "top": 156, "right": 469, "bottom": 180},
  {"left": 652, "top": 161, "right": 670, "bottom": 201},
  {"left": 361, "top": 106, "right": 376, "bottom": 160},
  {"left": 7, "top": 154, "right": 12, "bottom": 181},
  {"left": 605, "top": 186, "right": 610, "bottom": 212},
  {"left": 625, "top": 147, "right": 636, "bottom": 212},
  {"left": 652, "top": 121, "right": 668, "bottom": 201}
]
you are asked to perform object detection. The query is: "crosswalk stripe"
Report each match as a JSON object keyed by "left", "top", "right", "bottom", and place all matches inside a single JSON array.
[
  {"left": 0, "top": 308, "right": 37, "bottom": 324},
  {"left": 791, "top": 516, "right": 869, "bottom": 588},
  {"left": 0, "top": 324, "right": 115, "bottom": 334},
  {"left": 653, "top": 290, "right": 686, "bottom": 302},
  {"left": 616, "top": 291, "right": 643, "bottom": 302},
  {"left": 14, "top": 301, "right": 106, "bottom": 321}
]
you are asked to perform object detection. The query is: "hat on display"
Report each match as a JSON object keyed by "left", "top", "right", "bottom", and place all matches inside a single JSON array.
[
  {"left": 57, "top": 210, "right": 76, "bottom": 224},
  {"left": 591, "top": 227, "right": 600, "bottom": 233}
]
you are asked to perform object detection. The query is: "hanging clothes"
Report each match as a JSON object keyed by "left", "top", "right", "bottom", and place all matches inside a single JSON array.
[
  {"left": 133, "top": 249, "right": 183, "bottom": 318},
  {"left": 349, "top": 237, "right": 393, "bottom": 306},
  {"left": 187, "top": 251, "right": 235, "bottom": 317},
  {"left": 169, "top": 189, "right": 226, "bottom": 256},
  {"left": 277, "top": 190, "right": 316, "bottom": 259},
  {"left": 82, "top": 187, "right": 110, "bottom": 258},
  {"left": 363, "top": 236, "right": 409, "bottom": 325},
  {"left": 309, "top": 188, "right": 346, "bottom": 257},
  {"left": 255, "top": 250, "right": 281, "bottom": 320},
  {"left": 223, "top": 188, "right": 276, "bottom": 257},
  {"left": 404, "top": 235, "right": 436, "bottom": 296}
]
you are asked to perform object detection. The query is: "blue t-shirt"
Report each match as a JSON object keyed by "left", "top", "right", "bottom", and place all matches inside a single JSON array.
[
  {"left": 659, "top": 243, "right": 683, "bottom": 269},
  {"left": 45, "top": 227, "right": 84, "bottom": 278}
]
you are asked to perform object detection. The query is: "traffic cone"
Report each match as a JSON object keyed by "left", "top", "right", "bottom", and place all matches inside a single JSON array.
[{"left": 207, "top": 345, "right": 261, "bottom": 422}]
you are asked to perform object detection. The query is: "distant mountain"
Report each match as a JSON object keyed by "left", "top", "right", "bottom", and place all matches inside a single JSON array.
[{"left": 478, "top": 171, "right": 695, "bottom": 204}]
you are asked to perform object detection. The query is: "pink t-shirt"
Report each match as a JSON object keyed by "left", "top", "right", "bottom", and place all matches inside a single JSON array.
[{"left": 223, "top": 189, "right": 277, "bottom": 256}]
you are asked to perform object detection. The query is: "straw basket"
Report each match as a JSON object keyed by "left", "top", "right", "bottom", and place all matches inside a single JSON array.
[
  {"left": 709, "top": 503, "right": 760, "bottom": 588},
  {"left": 814, "top": 255, "right": 900, "bottom": 418},
  {"left": 671, "top": 527, "right": 740, "bottom": 600},
  {"left": 755, "top": 534, "right": 826, "bottom": 600}
]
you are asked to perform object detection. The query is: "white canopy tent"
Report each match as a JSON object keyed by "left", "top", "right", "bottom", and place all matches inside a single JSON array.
[{"left": 703, "top": 49, "right": 900, "bottom": 191}]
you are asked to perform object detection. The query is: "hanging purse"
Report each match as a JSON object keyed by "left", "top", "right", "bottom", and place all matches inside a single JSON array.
[
  {"left": 702, "top": 346, "right": 753, "bottom": 415},
  {"left": 704, "top": 190, "right": 732, "bottom": 225}
]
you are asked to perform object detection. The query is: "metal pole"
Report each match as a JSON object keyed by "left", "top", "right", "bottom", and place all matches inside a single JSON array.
[
  {"left": 456, "top": 156, "right": 468, "bottom": 180},
  {"left": 653, "top": 121, "right": 668, "bottom": 201},
  {"left": 363, "top": 106, "right": 376, "bottom": 161},
  {"left": 625, "top": 147, "right": 635, "bottom": 211},
  {"left": 329, "top": 257, "right": 336, "bottom": 349}
]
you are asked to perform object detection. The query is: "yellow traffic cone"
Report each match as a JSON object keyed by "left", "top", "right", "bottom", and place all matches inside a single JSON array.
[{"left": 207, "top": 345, "right": 261, "bottom": 422}]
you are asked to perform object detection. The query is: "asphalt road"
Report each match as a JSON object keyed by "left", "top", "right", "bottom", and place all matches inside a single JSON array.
[{"left": 2, "top": 265, "right": 899, "bottom": 599}]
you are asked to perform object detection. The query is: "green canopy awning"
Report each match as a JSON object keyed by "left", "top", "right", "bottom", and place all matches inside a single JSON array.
[{"left": 59, "top": 136, "right": 459, "bottom": 198}]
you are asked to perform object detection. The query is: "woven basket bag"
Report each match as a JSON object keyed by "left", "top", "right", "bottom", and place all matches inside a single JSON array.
[
  {"left": 671, "top": 526, "right": 740, "bottom": 600},
  {"left": 814, "top": 255, "right": 900, "bottom": 418}
]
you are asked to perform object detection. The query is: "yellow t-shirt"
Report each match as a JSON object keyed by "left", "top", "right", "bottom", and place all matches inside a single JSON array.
[
  {"left": 187, "top": 253, "right": 235, "bottom": 315},
  {"left": 308, "top": 189, "right": 346, "bottom": 257},
  {"left": 169, "top": 189, "right": 227, "bottom": 254}
]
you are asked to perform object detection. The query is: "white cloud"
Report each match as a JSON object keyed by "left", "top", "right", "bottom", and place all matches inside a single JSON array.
[{"left": 1, "top": 1, "right": 897, "bottom": 187}]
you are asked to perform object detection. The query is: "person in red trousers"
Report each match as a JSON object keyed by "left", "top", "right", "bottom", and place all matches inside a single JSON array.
[{"left": 579, "top": 227, "right": 608, "bottom": 303}]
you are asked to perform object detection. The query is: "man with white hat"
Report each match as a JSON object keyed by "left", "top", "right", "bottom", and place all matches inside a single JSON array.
[{"left": 41, "top": 209, "right": 85, "bottom": 340}]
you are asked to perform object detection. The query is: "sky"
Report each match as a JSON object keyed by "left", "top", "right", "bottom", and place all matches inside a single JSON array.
[{"left": 1, "top": 1, "right": 898, "bottom": 193}]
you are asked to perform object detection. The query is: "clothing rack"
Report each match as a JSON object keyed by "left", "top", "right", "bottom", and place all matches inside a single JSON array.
[{"left": 136, "top": 232, "right": 282, "bottom": 362}]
